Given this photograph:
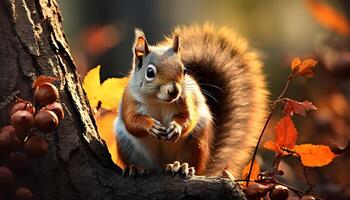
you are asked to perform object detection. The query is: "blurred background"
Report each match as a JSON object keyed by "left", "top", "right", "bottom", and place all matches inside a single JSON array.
[{"left": 59, "top": 0, "right": 350, "bottom": 199}]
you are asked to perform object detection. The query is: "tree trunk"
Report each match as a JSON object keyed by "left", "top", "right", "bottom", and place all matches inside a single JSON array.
[{"left": 0, "top": 0, "right": 246, "bottom": 199}]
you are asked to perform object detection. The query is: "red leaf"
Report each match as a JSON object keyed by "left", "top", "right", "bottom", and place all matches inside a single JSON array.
[
  {"left": 283, "top": 99, "right": 317, "bottom": 116},
  {"left": 275, "top": 116, "right": 298, "bottom": 149}
]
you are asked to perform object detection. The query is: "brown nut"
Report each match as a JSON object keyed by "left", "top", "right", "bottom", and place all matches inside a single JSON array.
[
  {"left": 9, "top": 151, "right": 31, "bottom": 170},
  {"left": 0, "top": 128, "right": 21, "bottom": 154},
  {"left": 34, "top": 83, "right": 59, "bottom": 106},
  {"left": 14, "top": 187, "right": 33, "bottom": 200},
  {"left": 301, "top": 195, "right": 316, "bottom": 200},
  {"left": 45, "top": 102, "right": 64, "bottom": 120},
  {"left": 269, "top": 185, "right": 289, "bottom": 200},
  {"left": 24, "top": 135, "right": 48, "bottom": 158},
  {"left": 34, "top": 109, "right": 59, "bottom": 132},
  {"left": 0, "top": 166, "right": 13, "bottom": 187},
  {"left": 11, "top": 110, "right": 34, "bottom": 132},
  {"left": 10, "top": 101, "right": 35, "bottom": 116}
]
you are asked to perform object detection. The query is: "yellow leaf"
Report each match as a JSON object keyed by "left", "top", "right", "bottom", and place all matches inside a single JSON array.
[
  {"left": 293, "top": 144, "right": 336, "bottom": 167},
  {"left": 83, "top": 65, "right": 102, "bottom": 110},
  {"left": 83, "top": 65, "right": 129, "bottom": 112},
  {"left": 100, "top": 77, "right": 128, "bottom": 112},
  {"left": 242, "top": 159, "right": 260, "bottom": 181}
]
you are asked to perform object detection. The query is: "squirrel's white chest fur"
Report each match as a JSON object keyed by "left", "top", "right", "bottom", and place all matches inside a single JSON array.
[{"left": 115, "top": 101, "right": 185, "bottom": 170}]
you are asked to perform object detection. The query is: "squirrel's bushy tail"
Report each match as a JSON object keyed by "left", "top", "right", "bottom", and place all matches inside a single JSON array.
[{"left": 162, "top": 24, "right": 268, "bottom": 177}]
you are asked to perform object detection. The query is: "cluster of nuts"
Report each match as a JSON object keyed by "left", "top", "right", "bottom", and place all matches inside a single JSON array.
[
  {"left": 244, "top": 183, "right": 316, "bottom": 200},
  {"left": 0, "top": 76, "right": 63, "bottom": 200}
]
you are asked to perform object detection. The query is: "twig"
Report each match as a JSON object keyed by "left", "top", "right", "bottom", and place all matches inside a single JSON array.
[{"left": 246, "top": 71, "right": 294, "bottom": 186}]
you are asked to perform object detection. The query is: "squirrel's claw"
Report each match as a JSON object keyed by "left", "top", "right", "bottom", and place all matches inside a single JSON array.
[
  {"left": 122, "top": 165, "right": 148, "bottom": 178},
  {"left": 166, "top": 121, "right": 182, "bottom": 142},
  {"left": 148, "top": 120, "right": 167, "bottom": 140},
  {"left": 164, "top": 161, "right": 195, "bottom": 178}
]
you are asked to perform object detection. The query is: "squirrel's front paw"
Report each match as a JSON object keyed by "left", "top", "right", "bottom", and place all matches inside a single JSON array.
[
  {"left": 164, "top": 161, "right": 195, "bottom": 178},
  {"left": 148, "top": 120, "right": 167, "bottom": 140},
  {"left": 166, "top": 121, "right": 182, "bottom": 142}
]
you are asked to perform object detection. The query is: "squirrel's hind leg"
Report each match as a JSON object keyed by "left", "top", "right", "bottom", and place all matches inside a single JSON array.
[{"left": 122, "top": 165, "right": 149, "bottom": 178}]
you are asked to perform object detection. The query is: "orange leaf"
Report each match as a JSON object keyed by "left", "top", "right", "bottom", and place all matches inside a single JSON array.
[
  {"left": 96, "top": 110, "right": 119, "bottom": 164},
  {"left": 293, "top": 144, "right": 336, "bottom": 167},
  {"left": 291, "top": 57, "right": 301, "bottom": 71},
  {"left": 242, "top": 159, "right": 260, "bottom": 181},
  {"left": 275, "top": 116, "right": 298, "bottom": 149},
  {"left": 33, "top": 75, "right": 57, "bottom": 89},
  {"left": 283, "top": 99, "right": 317, "bottom": 116},
  {"left": 297, "top": 59, "right": 318, "bottom": 77},
  {"left": 263, "top": 140, "right": 281, "bottom": 153},
  {"left": 306, "top": 0, "right": 350, "bottom": 35}
]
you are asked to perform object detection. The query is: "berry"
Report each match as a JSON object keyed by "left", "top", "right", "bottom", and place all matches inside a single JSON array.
[
  {"left": 11, "top": 110, "right": 34, "bottom": 132},
  {"left": 0, "top": 166, "right": 13, "bottom": 187},
  {"left": 24, "top": 135, "right": 48, "bottom": 158},
  {"left": 10, "top": 101, "right": 35, "bottom": 116},
  {"left": 9, "top": 151, "right": 31, "bottom": 170},
  {"left": 34, "top": 83, "right": 58, "bottom": 106},
  {"left": 45, "top": 102, "right": 64, "bottom": 120},
  {"left": 14, "top": 187, "right": 33, "bottom": 200},
  {"left": 269, "top": 185, "right": 289, "bottom": 200},
  {"left": 0, "top": 128, "right": 21, "bottom": 154},
  {"left": 34, "top": 110, "right": 59, "bottom": 132}
]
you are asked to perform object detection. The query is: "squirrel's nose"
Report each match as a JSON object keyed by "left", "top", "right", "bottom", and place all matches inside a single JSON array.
[{"left": 167, "top": 84, "right": 179, "bottom": 98}]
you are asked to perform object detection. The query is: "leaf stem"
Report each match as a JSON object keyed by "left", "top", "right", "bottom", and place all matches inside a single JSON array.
[{"left": 246, "top": 71, "right": 294, "bottom": 186}]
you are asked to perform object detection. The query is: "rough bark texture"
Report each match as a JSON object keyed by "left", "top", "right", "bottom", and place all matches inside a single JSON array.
[{"left": 0, "top": 0, "right": 246, "bottom": 199}]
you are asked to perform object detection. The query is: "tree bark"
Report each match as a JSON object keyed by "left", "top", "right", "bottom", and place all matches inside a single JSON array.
[{"left": 0, "top": 0, "right": 246, "bottom": 199}]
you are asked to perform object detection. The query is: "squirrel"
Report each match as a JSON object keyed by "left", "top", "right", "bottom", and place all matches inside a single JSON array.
[{"left": 114, "top": 24, "right": 268, "bottom": 178}]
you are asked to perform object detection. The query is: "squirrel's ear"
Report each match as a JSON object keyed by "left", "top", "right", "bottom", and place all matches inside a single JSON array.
[
  {"left": 133, "top": 29, "right": 150, "bottom": 57},
  {"left": 172, "top": 34, "right": 180, "bottom": 53}
]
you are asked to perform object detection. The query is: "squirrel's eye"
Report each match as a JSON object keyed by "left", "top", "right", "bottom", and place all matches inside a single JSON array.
[
  {"left": 145, "top": 64, "right": 157, "bottom": 81},
  {"left": 183, "top": 68, "right": 187, "bottom": 75}
]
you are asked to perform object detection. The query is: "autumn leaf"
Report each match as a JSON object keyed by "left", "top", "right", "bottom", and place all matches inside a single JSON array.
[
  {"left": 242, "top": 159, "right": 260, "bottom": 181},
  {"left": 83, "top": 65, "right": 102, "bottom": 110},
  {"left": 293, "top": 144, "right": 336, "bottom": 167},
  {"left": 263, "top": 116, "right": 298, "bottom": 154},
  {"left": 95, "top": 110, "right": 118, "bottom": 163},
  {"left": 291, "top": 58, "right": 318, "bottom": 78},
  {"left": 263, "top": 140, "right": 281, "bottom": 153},
  {"left": 298, "top": 59, "right": 318, "bottom": 77},
  {"left": 291, "top": 57, "right": 301, "bottom": 71},
  {"left": 83, "top": 65, "right": 128, "bottom": 112},
  {"left": 305, "top": 0, "right": 350, "bottom": 35},
  {"left": 99, "top": 77, "right": 128, "bottom": 111},
  {"left": 275, "top": 116, "right": 297, "bottom": 149},
  {"left": 283, "top": 99, "right": 317, "bottom": 116}
]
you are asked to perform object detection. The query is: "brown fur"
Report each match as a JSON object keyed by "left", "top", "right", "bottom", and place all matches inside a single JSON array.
[
  {"left": 160, "top": 23, "right": 268, "bottom": 177},
  {"left": 121, "top": 88, "right": 153, "bottom": 138}
]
